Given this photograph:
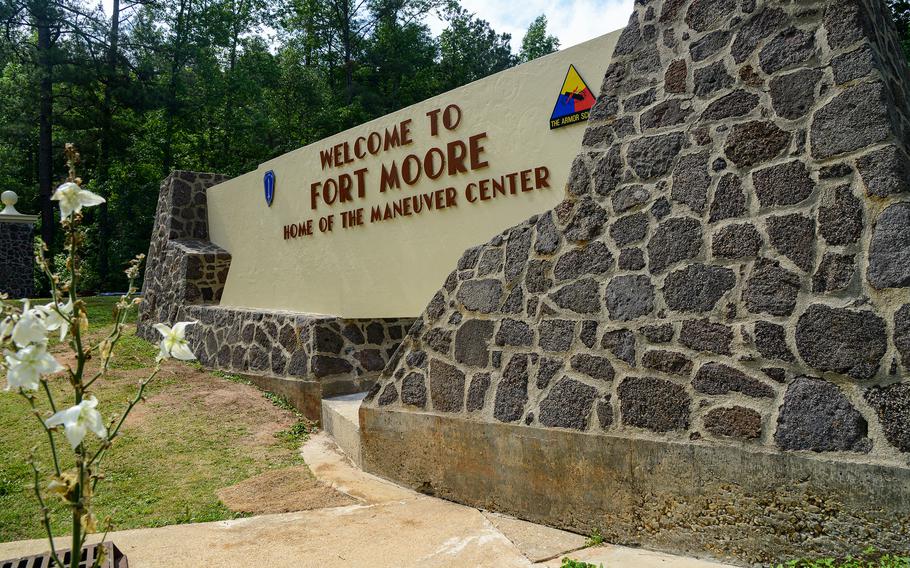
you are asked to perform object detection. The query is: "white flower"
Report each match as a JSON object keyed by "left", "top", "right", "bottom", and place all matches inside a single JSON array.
[
  {"left": 154, "top": 322, "right": 196, "bottom": 361},
  {"left": 11, "top": 302, "right": 49, "bottom": 347},
  {"left": 4, "top": 344, "right": 64, "bottom": 392},
  {"left": 45, "top": 396, "right": 107, "bottom": 449},
  {"left": 51, "top": 182, "right": 105, "bottom": 220},
  {"left": 39, "top": 301, "right": 72, "bottom": 342}
]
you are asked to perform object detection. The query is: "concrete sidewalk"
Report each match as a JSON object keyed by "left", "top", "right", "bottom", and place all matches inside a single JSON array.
[{"left": 0, "top": 433, "right": 737, "bottom": 567}]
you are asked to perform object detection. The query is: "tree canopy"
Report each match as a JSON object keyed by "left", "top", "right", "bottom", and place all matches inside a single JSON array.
[
  {"left": 3, "top": 2, "right": 908, "bottom": 293},
  {"left": 889, "top": 0, "right": 910, "bottom": 55},
  {"left": 519, "top": 14, "right": 559, "bottom": 63},
  {"left": 0, "top": 0, "right": 553, "bottom": 292}
]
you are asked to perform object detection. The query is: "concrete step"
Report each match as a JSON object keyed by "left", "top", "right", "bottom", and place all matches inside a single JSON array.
[{"left": 320, "top": 392, "right": 366, "bottom": 467}]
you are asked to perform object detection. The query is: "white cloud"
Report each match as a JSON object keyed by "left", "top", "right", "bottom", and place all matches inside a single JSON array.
[{"left": 427, "top": 0, "right": 633, "bottom": 51}]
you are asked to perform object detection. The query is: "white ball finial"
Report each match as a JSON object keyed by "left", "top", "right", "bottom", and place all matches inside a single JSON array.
[
  {"left": 1, "top": 190, "right": 23, "bottom": 216},
  {"left": 0, "top": 190, "right": 36, "bottom": 222}
]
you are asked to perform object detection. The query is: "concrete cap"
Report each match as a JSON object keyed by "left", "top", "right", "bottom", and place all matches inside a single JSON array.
[{"left": 0, "top": 190, "right": 39, "bottom": 223}]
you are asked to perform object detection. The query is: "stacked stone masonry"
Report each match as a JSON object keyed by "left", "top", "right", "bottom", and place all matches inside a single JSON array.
[
  {"left": 138, "top": 171, "right": 414, "bottom": 410},
  {"left": 368, "top": 0, "right": 910, "bottom": 468},
  {"left": 185, "top": 304, "right": 413, "bottom": 393},
  {"left": 138, "top": 170, "right": 231, "bottom": 338},
  {"left": 0, "top": 222, "right": 34, "bottom": 298}
]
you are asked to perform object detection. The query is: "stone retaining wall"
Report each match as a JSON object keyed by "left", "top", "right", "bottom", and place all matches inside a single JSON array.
[
  {"left": 186, "top": 305, "right": 413, "bottom": 418},
  {"left": 138, "top": 171, "right": 415, "bottom": 418},
  {"left": 138, "top": 170, "right": 231, "bottom": 339},
  {"left": 363, "top": 0, "right": 910, "bottom": 561},
  {"left": 0, "top": 222, "right": 34, "bottom": 298}
]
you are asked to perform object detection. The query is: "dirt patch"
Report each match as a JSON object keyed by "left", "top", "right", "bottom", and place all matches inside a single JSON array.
[
  {"left": 126, "top": 363, "right": 292, "bottom": 423},
  {"left": 217, "top": 466, "right": 356, "bottom": 514}
]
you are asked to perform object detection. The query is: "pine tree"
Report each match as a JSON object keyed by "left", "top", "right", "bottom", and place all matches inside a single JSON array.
[{"left": 519, "top": 14, "right": 559, "bottom": 63}]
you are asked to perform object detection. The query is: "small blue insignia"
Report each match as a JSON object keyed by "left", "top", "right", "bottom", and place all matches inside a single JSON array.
[{"left": 264, "top": 170, "right": 276, "bottom": 207}]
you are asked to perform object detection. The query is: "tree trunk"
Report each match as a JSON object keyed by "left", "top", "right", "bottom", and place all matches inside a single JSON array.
[
  {"left": 163, "top": 0, "right": 188, "bottom": 174},
  {"left": 340, "top": 0, "right": 353, "bottom": 103},
  {"left": 97, "top": 0, "right": 121, "bottom": 286},
  {"left": 36, "top": 4, "right": 54, "bottom": 247},
  {"left": 222, "top": 3, "right": 241, "bottom": 166}
]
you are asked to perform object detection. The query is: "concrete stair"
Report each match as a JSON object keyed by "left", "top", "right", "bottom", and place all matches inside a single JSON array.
[{"left": 320, "top": 392, "right": 366, "bottom": 467}]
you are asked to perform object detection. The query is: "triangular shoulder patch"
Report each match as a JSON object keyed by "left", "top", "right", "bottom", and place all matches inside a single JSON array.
[{"left": 550, "top": 64, "right": 596, "bottom": 130}]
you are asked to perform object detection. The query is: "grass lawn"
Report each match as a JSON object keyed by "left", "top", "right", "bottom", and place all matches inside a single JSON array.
[{"left": 0, "top": 297, "right": 312, "bottom": 542}]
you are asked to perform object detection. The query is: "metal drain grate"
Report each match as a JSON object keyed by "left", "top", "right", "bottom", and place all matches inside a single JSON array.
[{"left": 1, "top": 542, "right": 127, "bottom": 568}]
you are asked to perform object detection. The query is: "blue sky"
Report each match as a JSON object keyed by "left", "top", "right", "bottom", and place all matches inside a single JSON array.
[{"left": 100, "top": 0, "right": 633, "bottom": 52}]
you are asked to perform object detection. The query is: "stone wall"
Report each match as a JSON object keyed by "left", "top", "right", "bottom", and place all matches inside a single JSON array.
[
  {"left": 138, "top": 171, "right": 231, "bottom": 339},
  {"left": 363, "top": 0, "right": 910, "bottom": 561},
  {"left": 0, "top": 222, "right": 34, "bottom": 298},
  {"left": 138, "top": 171, "right": 415, "bottom": 419},
  {"left": 185, "top": 305, "right": 413, "bottom": 418}
]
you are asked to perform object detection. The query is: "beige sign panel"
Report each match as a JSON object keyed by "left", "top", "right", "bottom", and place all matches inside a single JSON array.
[{"left": 207, "top": 31, "right": 620, "bottom": 318}]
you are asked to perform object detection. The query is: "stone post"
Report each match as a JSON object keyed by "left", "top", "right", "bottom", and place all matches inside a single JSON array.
[{"left": 0, "top": 191, "right": 38, "bottom": 298}]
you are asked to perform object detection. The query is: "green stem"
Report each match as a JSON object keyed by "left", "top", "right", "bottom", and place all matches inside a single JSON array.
[
  {"left": 42, "top": 379, "right": 58, "bottom": 413},
  {"left": 67, "top": 216, "right": 85, "bottom": 568},
  {"left": 71, "top": 478, "right": 81, "bottom": 568},
  {"left": 30, "top": 461, "right": 64, "bottom": 568}
]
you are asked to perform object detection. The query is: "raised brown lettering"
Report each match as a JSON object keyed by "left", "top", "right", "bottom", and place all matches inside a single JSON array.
[
  {"left": 520, "top": 169, "right": 533, "bottom": 192},
  {"left": 402, "top": 155, "right": 421, "bottom": 185},
  {"left": 468, "top": 133, "right": 489, "bottom": 170},
  {"left": 424, "top": 147, "right": 445, "bottom": 180},
  {"left": 426, "top": 108, "right": 441, "bottom": 136},
  {"left": 367, "top": 132, "right": 382, "bottom": 154},
  {"left": 338, "top": 174, "right": 353, "bottom": 202},
  {"left": 492, "top": 176, "right": 505, "bottom": 197},
  {"left": 353, "top": 167, "right": 368, "bottom": 198},
  {"left": 384, "top": 124, "right": 401, "bottom": 151},
  {"left": 447, "top": 141, "right": 467, "bottom": 175},
  {"left": 507, "top": 172, "right": 519, "bottom": 194},
  {"left": 445, "top": 186, "right": 457, "bottom": 207},
  {"left": 380, "top": 163, "right": 401, "bottom": 192},
  {"left": 535, "top": 166, "right": 550, "bottom": 188},
  {"left": 442, "top": 104, "right": 462, "bottom": 131},
  {"left": 310, "top": 182, "right": 321, "bottom": 209},
  {"left": 400, "top": 119, "right": 413, "bottom": 145},
  {"left": 323, "top": 178, "right": 338, "bottom": 205},
  {"left": 319, "top": 149, "right": 333, "bottom": 170},
  {"left": 465, "top": 182, "right": 477, "bottom": 203}
]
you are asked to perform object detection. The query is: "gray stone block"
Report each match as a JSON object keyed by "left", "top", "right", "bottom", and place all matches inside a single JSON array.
[
  {"left": 775, "top": 376, "right": 869, "bottom": 452},
  {"left": 605, "top": 275, "right": 655, "bottom": 321},
  {"left": 693, "top": 362, "right": 775, "bottom": 398},
  {"left": 868, "top": 203, "right": 910, "bottom": 289},
  {"left": 796, "top": 304, "right": 887, "bottom": 380},
  {"left": 539, "top": 378, "right": 598, "bottom": 430},
  {"left": 619, "top": 376, "right": 690, "bottom": 432}
]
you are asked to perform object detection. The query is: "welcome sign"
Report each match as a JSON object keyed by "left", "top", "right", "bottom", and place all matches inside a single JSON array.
[
  {"left": 285, "top": 103, "right": 553, "bottom": 238},
  {"left": 206, "top": 31, "right": 620, "bottom": 318}
]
